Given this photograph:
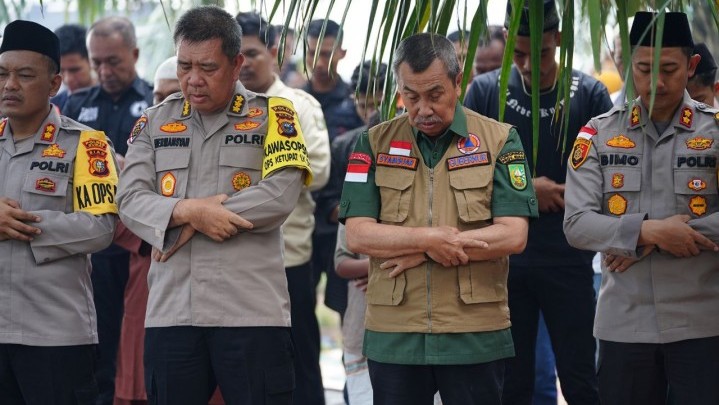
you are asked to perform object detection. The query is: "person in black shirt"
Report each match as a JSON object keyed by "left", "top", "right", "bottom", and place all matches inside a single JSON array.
[
  {"left": 464, "top": 1, "right": 611, "bottom": 404},
  {"left": 51, "top": 24, "right": 96, "bottom": 110},
  {"left": 62, "top": 16, "right": 153, "bottom": 405}
]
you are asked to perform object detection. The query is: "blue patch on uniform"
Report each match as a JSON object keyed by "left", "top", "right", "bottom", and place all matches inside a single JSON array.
[
  {"left": 447, "top": 152, "right": 490, "bottom": 171},
  {"left": 376, "top": 153, "right": 418, "bottom": 170}
]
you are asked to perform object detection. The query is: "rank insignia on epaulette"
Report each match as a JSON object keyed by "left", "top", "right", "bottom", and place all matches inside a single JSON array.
[
  {"left": 42, "top": 143, "right": 66, "bottom": 158},
  {"left": 230, "top": 94, "right": 244, "bottom": 114},
  {"left": 606, "top": 135, "right": 635, "bottom": 149},
  {"left": 508, "top": 163, "right": 527, "bottom": 190},
  {"left": 161, "top": 172, "right": 176, "bottom": 197},
  {"left": 688, "top": 178, "right": 707, "bottom": 191},
  {"left": 247, "top": 107, "right": 264, "bottom": 118},
  {"left": 714, "top": 111, "right": 719, "bottom": 124},
  {"left": 457, "top": 133, "right": 481, "bottom": 155},
  {"left": 232, "top": 171, "right": 251, "bottom": 191},
  {"left": 689, "top": 195, "right": 707, "bottom": 216},
  {"left": 570, "top": 138, "right": 592, "bottom": 170},
  {"left": 611, "top": 173, "right": 624, "bottom": 188},
  {"left": 680, "top": 107, "right": 693, "bottom": 128},
  {"left": 181, "top": 100, "right": 191, "bottom": 118},
  {"left": 630, "top": 105, "right": 641, "bottom": 127},
  {"left": 35, "top": 177, "right": 56, "bottom": 192},
  {"left": 129, "top": 115, "right": 147, "bottom": 144},
  {"left": 685, "top": 136, "right": 714, "bottom": 150},
  {"left": 41, "top": 123, "right": 56, "bottom": 142},
  {"left": 608, "top": 194, "right": 627, "bottom": 215},
  {"left": 0, "top": 118, "right": 6, "bottom": 137},
  {"left": 160, "top": 122, "right": 187, "bottom": 133},
  {"left": 235, "top": 121, "right": 260, "bottom": 131}
]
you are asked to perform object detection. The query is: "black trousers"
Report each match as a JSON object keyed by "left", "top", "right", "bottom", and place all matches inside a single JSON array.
[
  {"left": 368, "top": 359, "right": 505, "bottom": 405},
  {"left": 91, "top": 251, "right": 130, "bottom": 405},
  {"left": 598, "top": 337, "right": 719, "bottom": 405},
  {"left": 286, "top": 263, "right": 325, "bottom": 405},
  {"left": 502, "top": 264, "right": 599, "bottom": 405},
  {"left": 0, "top": 344, "right": 97, "bottom": 405},
  {"left": 144, "top": 326, "right": 294, "bottom": 405}
]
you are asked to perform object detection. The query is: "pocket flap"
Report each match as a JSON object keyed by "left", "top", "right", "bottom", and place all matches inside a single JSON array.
[
  {"left": 602, "top": 169, "right": 641, "bottom": 192},
  {"left": 449, "top": 167, "right": 492, "bottom": 190},
  {"left": 155, "top": 149, "right": 191, "bottom": 172},
  {"left": 674, "top": 170, "right": 717, "bottom": 195},
  {"left": 375, "top": 166, "right": 415, "bottom": 190},
  {"left": 219, "top": 146, "right": 262, "bottom": 170},
  {"left": 23, "top": 174, "right": 69, "bottom": 197}
]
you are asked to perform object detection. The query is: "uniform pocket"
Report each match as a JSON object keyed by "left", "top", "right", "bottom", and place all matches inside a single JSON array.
[
  {"left": 21, "top": 173, "right": 70, "bottom": 211},
  {"left": 458, "top": 258, "right": 507, "bottom": 304},
  {"left": 449, "top": 167, "right": 492, "bottom": 223},
  {"left": 219, "top": 146, "right": 263, "bottom": 194},
  {"left": 375, "top": 166, "right": 415, "bottom": 223},
  {"left": 155, "top": 149, "right": 190, "bottom": 198},
  {"left": 365, "top": 257, "right": 406, "bottom": 306},
  {"left": 673, "top": 169, "right": 718, "bottom": 218},
  {"left": 264, "top": 362, "right": 295, "bottom": 404},
  {"left": 601, "top": 168, "right": 641, "bottom": 216}
]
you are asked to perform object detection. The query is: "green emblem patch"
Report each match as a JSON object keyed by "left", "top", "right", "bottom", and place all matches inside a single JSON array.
[{"left": 508, "top": 163, "right": 527, "bottom": 190}]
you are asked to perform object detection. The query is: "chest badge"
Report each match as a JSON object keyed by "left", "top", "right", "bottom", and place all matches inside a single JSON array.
[
  {"left": 161, "top": 172, "right": 176, "bottom": 197},
  {"left": 688, "top": 178, "right": 707, "bottom": 192},
  {"left": 235, "top": 121, "right": 261, "bottom": 131},
  {"left": 686, "top": 136, "right": 714, "bottom": 150},
  {"left": 606, "top": 135, "right": 635, "bottom": 149},
  {"left": 247, "top": 107, "right": 264, "bottom": 118},
  {"left": 35, "top": 177, "right": 56, "bottom": 193},
  {"left": 570, "top": 138, "right": 592, "bottom": 170},
  {"left": 508, "top": 163, "right": 527, "bottom": 190},
  {"left": 457, "top": 133, "right": 481, "bottom": 155},
  {"left": 232, "top": 171, "right": 252, "bottom": 191},
  {"left": 611, "top": 173, "right": 624, "bottom": 188},
  {"left": 160, "top": 122, "right": 187, "bottom": 133},
  {"left": 41, "top": 123, "right": 56, "bottom": 142},
  {"left": 689, "top": 195, "right": 707, "bottom": 216},
  {"left": 608, "top": 194, "right": 627, "bottom": 215},
  {"left": 680, "top": 107, "right": 693, "bottom": 128},
  {"left": 42, "top": 143, "right": 66, "bottom": 158}
]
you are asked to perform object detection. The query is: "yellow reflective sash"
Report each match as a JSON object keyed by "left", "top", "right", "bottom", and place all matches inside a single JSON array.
[
  {"left": 263, "top": 97, "right": 313, "bottom": 186},
  {"left": 72, "top": 131, "right": 119, "bottom": 215}
]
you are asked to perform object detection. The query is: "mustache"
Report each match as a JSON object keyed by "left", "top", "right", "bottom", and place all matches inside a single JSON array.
[{"left": 414, "top": 115, "right": 442, "bottom": 125}]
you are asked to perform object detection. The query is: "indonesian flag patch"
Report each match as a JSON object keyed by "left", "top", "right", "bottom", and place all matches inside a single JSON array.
[
  {"left": 389, "top": 140, "right": 412, "bottom": 156},
  {"left": 345, "top": 163, "right": 370, "bottom": 183}
]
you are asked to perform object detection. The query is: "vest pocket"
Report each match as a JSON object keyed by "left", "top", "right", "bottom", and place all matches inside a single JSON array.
[
  {"left": 449, "top": 168, "right": 492, "bottom": 223},
  {"left": 458, "top": 258, "right": 507, "bottom": 304},
  {"left": 366, "top": 257, "right": 406, "bottom": 305},
  {"left": 375, "top": 167, "right": 415, "bottom": 223}
]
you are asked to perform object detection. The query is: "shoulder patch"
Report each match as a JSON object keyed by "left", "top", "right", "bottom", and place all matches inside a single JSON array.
[
  {"left": 508, "top": 163, "right": 527, "bottom": 190},
  {"left": 570, "top": 138, "right": 592, "bottom": 170},
  {"left": 577, "top": 126, "right": 597, "bottom": 140},
  {"left": 497, "top": 151, "right": 526, "bottom": 164},
  {"left": 129, "top": 115, "right": 148, "bottom": 144}
]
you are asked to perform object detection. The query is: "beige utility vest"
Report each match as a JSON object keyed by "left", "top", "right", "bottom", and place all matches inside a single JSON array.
[{"left": 366, "top": 108, "right": 513, "bottom": 333}]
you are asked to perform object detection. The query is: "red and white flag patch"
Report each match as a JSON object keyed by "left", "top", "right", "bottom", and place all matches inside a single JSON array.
[
  {"left": 345, "top": 163, "right": 370, "bottom": 183},
  {"left": 389, "top": 140, "right": 412, "bottom": 156},
  {"left": 577, "top": 126, "right": 597, "bottom": 140}
]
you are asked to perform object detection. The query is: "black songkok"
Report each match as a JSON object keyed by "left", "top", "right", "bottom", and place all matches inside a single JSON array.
[
  {"left": 505, "top": 0, "right": 560, "bottom": 37},
  {"left": 693, "top": 43, "right": 717, "bottom": 76},
  {"left": 0, "top": 20, "right": 60, "bottom": 73},
  {"left": 629, "top": 12, "right": 693, "bottom": 49}
]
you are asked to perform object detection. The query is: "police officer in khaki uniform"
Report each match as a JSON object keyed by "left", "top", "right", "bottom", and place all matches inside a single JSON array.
[
  {"left": 116, "top": 6, "right": 311, "bottom": 405},
  {"left": 0, "top": 20, "right": 118, "bottom": 404},
  {"left": 341, "top": 33, "right": 538, "bottom": 405},
  {"left": 564, "top": 12, "right": 719, "bottom": 404}
]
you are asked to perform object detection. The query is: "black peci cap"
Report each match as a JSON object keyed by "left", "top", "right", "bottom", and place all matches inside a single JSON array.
[
  {"left": 629, "top": 12, "right": 693, "bottom": 48},
  {"left": 505, "top": 0, "right": 560, "bottom": 37},
  {"left": 693, "top": 43, "right": 717, "bottom": 76},
  {"left": 0, "top": 20, "right": 60, "bottom": 73}
]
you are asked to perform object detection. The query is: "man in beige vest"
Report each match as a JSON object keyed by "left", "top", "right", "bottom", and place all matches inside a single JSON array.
[{"left": 340, "top": 33, "right": 538, "bottom": 405}]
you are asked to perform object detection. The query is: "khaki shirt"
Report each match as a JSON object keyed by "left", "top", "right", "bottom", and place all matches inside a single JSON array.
[
  {"left": 265, "top": 74, "right": 331, "bottom": 267},
  {"left": 117, "top": 82, "right": 308, "bottom": 328},
  {"left": 564, "top": 92, "right": 719, "bottom": 343},
  {"left": 0, "top": 107, "right": 117, "bottom": 346}
]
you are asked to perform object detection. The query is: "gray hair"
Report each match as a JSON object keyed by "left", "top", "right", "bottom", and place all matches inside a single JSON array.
[
  {"left": 174, "top": 6, "right": 242, "bottom": 61},
  {"left": 88, "top": 16, "right": 136, "bottom": 49},
  {"left": 392, "top": 33, "right": 460, "bottom": 81}
]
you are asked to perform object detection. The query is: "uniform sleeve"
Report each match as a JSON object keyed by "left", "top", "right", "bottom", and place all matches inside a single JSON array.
[
  {"left": 297, "top": 96, "right": 330, "bottom": 192},
  {"left": 334, "top": 223, "right": 360, "bottom": 272},
  {"left": 222, "top": 168, "right": 304, "bottom": 232},
  {"left": 117, "top": 114, "right": 182, "bottom": 251},
  {"left": 491, "top": 128, "right": 539, "bottom": 218},
  {"left": 338, "top": 131, "right": 380, "bottom": 222},
  {"left": 688, "top": 215, "right": 719, "bottom": 243},
  {"left": 563, "top": 121, "right": 646, "bottom": 257}
]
